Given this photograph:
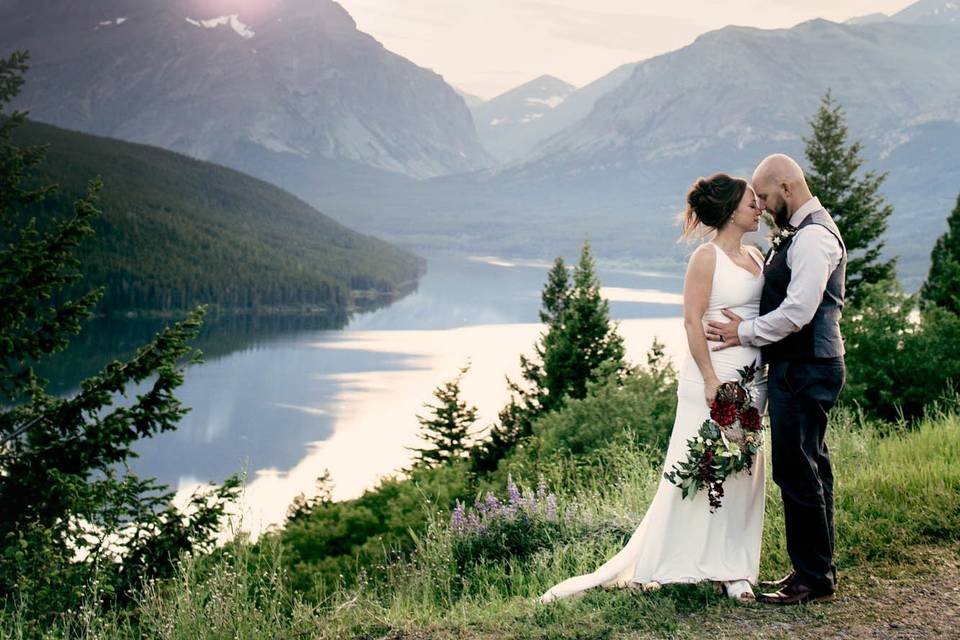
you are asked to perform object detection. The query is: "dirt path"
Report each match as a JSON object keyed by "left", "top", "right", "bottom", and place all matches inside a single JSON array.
[{"left": 668, "top": 545, "right": 960, "bottom": 640}]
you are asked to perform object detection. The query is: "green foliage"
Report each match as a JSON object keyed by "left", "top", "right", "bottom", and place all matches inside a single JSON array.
[
  {"left": 470, "top": 240, "right": 630, "bottom": 472},
  {"left": 274, "top": 460, "right": 473, "bottom": 600},
  {"left": 468, "top": 257, "right": 572, "bottom": 473},
  {"left": 538, "top": 254, "right": 570, "bottom": 325},
  {"left": 448, "top": 481, "right": 563, "bottom": 584},
  {"left": 285, "top": 468, "right": 335, "bottom": 523},
  {"left": 5, "top": 118, "right": 424, "bottom": 315},
  {"left": 0, "top": 50, "right": 239, "bottom": 626},
  {"left": 920, "top": 193, "right": 960, "bottom": 315},
  {"left": 833, "top": 410, "right": 960, "bottom": 565},
  {"left": 841, "top": 278, "right": 960, "bottom": 421},
  {"left": 804, "top": 90, "right": 897, "bottom": 304},
  {"left": 271, "top": 243, "right": 645, "bottom": 603},
  {"left": 404, "top": 360, "right": 479, "bottom": 472},
  {"left": 453, "top": 508, "right": 555, "bottom": 572},
  {"left": 531, "top": 338, "right": 677, "bottom": 459},
  {"left": 14, "top": 407, "right": 959, "bottom": 639},
  {"left": 543, "top": 240, "right": 629, "bottom": 405}
]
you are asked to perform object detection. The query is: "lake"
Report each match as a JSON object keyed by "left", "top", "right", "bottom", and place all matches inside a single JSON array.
[{"left": 41, "top": 250, "right": 692, "bottom": 538}]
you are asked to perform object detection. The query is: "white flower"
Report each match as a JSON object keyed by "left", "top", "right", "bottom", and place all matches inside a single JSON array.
[{"left": 770, "top": 226, "right": 798, "bottom": 251}]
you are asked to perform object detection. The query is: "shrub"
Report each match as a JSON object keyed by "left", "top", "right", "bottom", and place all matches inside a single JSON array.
[
  {"left": 841, "top": 279, "right": 960, "bottom": 421},
  {"left": 449, "top": 474, "right": 561, "bottom": 573},
  {"left": 530, "top": 339, "right": 678, "bottom": 458}
]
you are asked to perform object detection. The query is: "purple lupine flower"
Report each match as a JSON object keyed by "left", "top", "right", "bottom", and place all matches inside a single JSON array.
[
  {"left": 521, "top": 488, "right": 537, "bottom": 513},
  {"left": 507, "top": 476, "right": 522, "bottom": 507},
  {"left": 451, "top": 500, "right": 466, "bottom": 533},
  {"left": 484, "top": 491, "right": 501, "bottom": 516},
  {"left": 546, "top": 493, "right": 558, "bottom": 521},
  {"left": 466, "top": 511, "right": 481, "bottom": 532},
  {"left": 536, "top": 474, "right": 548, "bottom": 502},
  {"left": 564, "top": 503, "right": 578, "bottom": 522}
]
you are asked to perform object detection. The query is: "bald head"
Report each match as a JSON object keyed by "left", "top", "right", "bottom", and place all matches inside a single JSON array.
[{"left": 751, "top": 153, "right": 813, "bottom": 226}]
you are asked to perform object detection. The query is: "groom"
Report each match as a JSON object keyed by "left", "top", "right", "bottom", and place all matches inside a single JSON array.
[{"left": 706, "top": 153, "right": 846, "bottom": 605}]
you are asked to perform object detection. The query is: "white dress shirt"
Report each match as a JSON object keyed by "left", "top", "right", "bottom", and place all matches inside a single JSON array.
[{"left": 737, "top": 196, "right": 844, "bottom": 348}]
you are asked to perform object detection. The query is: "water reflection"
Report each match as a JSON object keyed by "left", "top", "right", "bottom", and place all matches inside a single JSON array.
[
  {"left": 180, "top": 317, "right": 689, "bottom": 539},
  {"left": 36, "top": 309, "right": 360, "bottom": 396},
  {"left": 31, "top": 250, "right": 690, "bottom": 537}
]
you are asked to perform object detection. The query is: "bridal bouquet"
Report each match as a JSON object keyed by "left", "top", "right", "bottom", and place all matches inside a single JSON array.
[{"left": 663, "top": 363, "right": 764, "bottom": 512}]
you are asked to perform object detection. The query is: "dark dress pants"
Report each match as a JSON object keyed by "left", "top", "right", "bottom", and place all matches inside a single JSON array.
[{"left": 766, "top": 357, "right": 845, "bottom": 592}]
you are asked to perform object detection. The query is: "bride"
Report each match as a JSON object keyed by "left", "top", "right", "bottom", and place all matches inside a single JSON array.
[{"left": 538, "top": 173, "right": 769, "bottom": 603}]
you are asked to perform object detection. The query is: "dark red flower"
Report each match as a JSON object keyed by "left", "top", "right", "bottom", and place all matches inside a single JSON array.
[
  {"left": 710, "top": 400, "right": 738, "bottom": 427},
  {"left": 739, "top": 406, "right": 762, "bottom": 432}
]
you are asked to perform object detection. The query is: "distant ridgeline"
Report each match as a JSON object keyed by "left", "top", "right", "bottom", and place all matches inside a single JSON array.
[{"left": 10, "top": 120, "right": 426, "bottom": 315}]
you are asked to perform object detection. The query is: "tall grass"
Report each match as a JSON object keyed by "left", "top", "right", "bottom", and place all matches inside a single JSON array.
[{"left": 4, "top": 411, "right": 958, "bottom": 639}]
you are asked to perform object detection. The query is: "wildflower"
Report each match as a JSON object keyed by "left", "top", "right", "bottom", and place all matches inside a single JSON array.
[
  {"left": 484, "top": 491, "right": 502, "bottom": 514},
  {"left": 503, "top": 476, "right": 522, "bottom": 516},
  {"left": 536, "top": 474, "right": 548, "bottom": 501},
  {"left": 546, "top": 493, "right": 558, "bottom": 521},
  {"left": 507, "top": 475, "right": 522, "bottom": 507},
  {"left": 451, "top": 500, "right": 466, "bottom": 533},
  {"left": 521, "top": 488, "right": 537, "bottom": 512}
]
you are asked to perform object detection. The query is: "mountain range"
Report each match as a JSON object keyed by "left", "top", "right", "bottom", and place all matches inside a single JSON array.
[
  {"left": 469, "top": 74, "right": 576, "bottom": 163},
  {"left": 490, "top": 6, "right": 960, "bottom": 285},
  {"left": 1, "top": 0, "right": 493, "bottom": 184},
  {"left": 4, "top": 0, "right": 959, "bottom": 289}
]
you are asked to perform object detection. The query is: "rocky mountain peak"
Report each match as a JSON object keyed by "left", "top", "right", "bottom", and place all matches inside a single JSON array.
[
  {"left": 1, "top": 0, "right": 494, "bottom": 182},
  {"left": 892, "top": 0, "right": 960, "bottom": 24}
]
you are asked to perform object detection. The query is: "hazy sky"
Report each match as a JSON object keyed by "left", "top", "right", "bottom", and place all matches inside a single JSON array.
[{"left": 336, "top": 0, "right": 917, "bottom": 99}]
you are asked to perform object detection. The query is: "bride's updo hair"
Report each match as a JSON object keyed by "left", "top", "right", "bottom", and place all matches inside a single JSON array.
[{"left": 679, "top": 172, "right": 748, "bottom": 240}]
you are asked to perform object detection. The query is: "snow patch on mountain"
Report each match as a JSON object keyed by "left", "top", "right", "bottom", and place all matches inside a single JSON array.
[
  {"left": 96, "top": 17, "right": 127, "bottom": 28},
  {"left": 525, "top": 95, "right": 565, "bottom": 109},
  {"left": 248, "top": 132, "right": 309, "bottom": 157},
  {"left": 186, "top": 14, "right": 255, "bottom": 39}
]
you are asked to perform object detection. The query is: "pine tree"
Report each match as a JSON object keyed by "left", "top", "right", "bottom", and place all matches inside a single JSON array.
[
  {"left": 404, "top": 360, "right": 479, "bottom": 471},
  {"left": 511, "top": 255, "right": 572, "bottom": 418},
  {"left": 0, "top": 51, "right": 239, "bottom": 621},
  {"left": 541, "top": 239, "right": 628, "bottom": 405},
  {"left": 920, "top": 193, "right": 960, "bottom": 315},
  {"left": 286, "top": 468, "right": 335, "bottom": 522},
  {"left": 804, "top": 90, "right": 896, "bottom": 304},
  {"left": 469, "top": 240, "right": 628, "bottom": 472},
  {"left": 539, "top": 256, "right": 570, "bottom": 324}
]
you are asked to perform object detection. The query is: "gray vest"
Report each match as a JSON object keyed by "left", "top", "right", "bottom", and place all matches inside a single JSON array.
[{"left": 759, "top": 208, "right": 847, "bottom": 362}]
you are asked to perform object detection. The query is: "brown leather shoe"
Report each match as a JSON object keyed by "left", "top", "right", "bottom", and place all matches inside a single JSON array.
[
  {"left": 758, "top": 570, "right": 795, "bottom": 590},
  {"left": 756, "top": 581, "right": 835, "bottom": 606}
]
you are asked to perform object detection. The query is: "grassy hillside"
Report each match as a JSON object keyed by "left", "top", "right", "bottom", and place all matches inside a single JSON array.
[
  {"left": 9, "top": 120, "right": 426, "bottom": 314},
  {"left": 7, "top": 403, "right": 957, "bottom": 639}
]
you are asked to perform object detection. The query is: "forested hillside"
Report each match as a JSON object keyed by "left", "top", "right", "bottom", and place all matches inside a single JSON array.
[{"left": 9, "top": 120, "right": 426, "bottom": 314}]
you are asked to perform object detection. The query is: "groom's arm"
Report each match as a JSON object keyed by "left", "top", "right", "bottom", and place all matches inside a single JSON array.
[{"left": 737, "top": 226, "right": 843, "bottom": 347}]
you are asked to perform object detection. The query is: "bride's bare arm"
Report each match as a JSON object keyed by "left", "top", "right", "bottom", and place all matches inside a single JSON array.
[{"left": 683, "top": 244, "right": 721, "bottom": 406}]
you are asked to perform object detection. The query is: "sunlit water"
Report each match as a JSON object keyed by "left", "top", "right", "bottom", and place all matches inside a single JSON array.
[{"left": 42, "top": 251, "right": 692, "bottom": 538}]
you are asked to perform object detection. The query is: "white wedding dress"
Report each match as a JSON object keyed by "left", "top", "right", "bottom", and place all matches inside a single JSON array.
[{"left": 539, "top": 242, "right": 768, "bottom": 603}]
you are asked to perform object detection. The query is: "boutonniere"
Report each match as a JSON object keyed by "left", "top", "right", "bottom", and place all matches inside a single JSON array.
[{"left": 769, "top": 225, "right": 798, "bottom": 252}]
